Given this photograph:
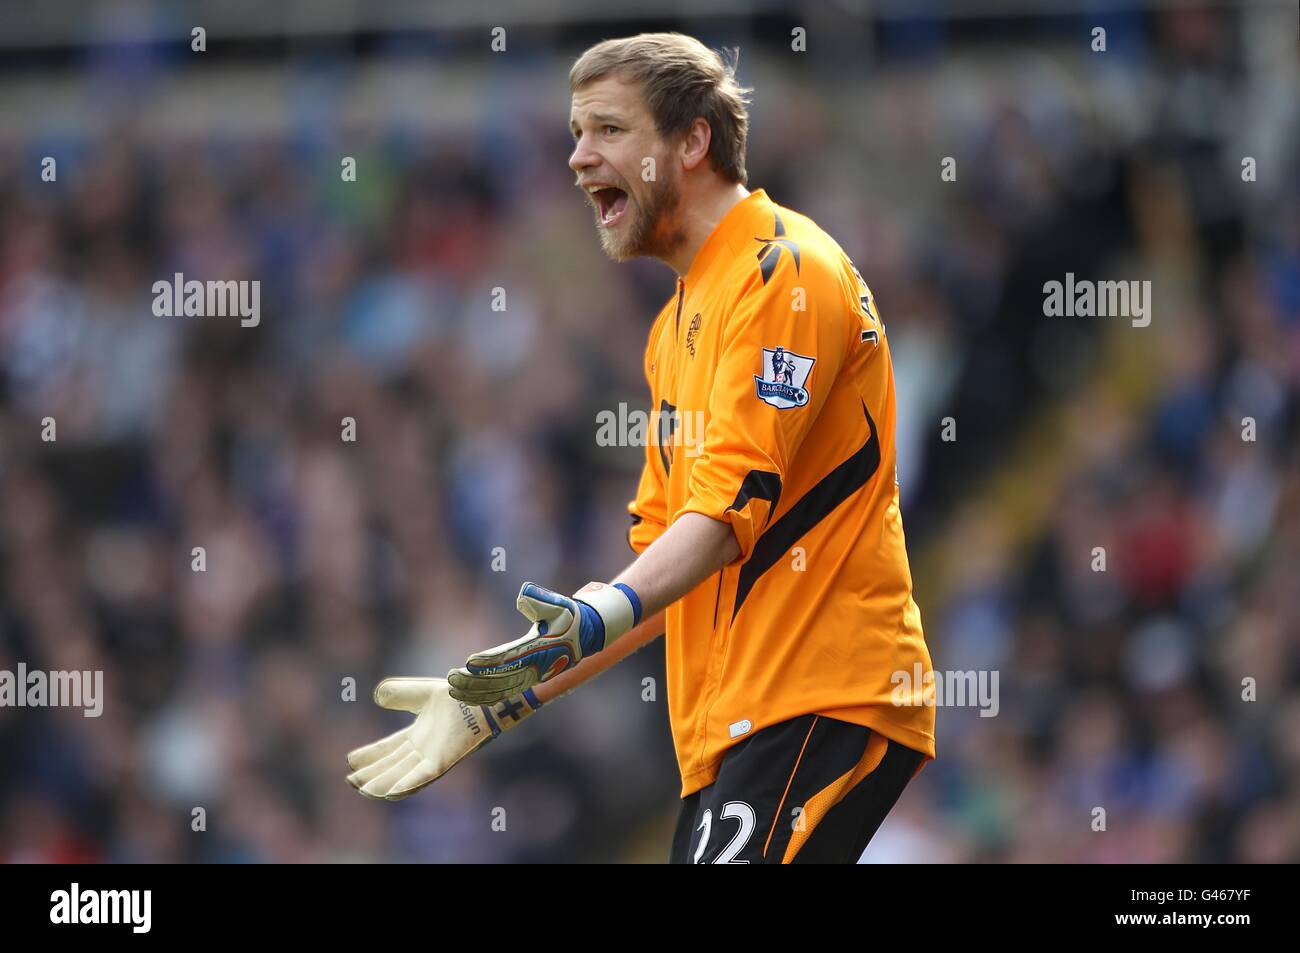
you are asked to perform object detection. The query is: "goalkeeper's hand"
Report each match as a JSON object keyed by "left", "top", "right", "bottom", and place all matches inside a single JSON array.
[
  {"left": 345, "top": 676, "right": 540, "bottom": 800},
  {"left": 447, "top": 581, "right": 642, "bottom": 706}
]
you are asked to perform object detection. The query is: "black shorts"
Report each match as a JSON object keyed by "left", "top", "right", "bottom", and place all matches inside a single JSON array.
[{"left": 668, "top": 714, "right": 926, "bottom": 864}]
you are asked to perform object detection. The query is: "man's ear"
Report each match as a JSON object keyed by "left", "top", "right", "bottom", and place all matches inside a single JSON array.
[{"left": 679, "top": 117, "right": 713, "bottom": 173}]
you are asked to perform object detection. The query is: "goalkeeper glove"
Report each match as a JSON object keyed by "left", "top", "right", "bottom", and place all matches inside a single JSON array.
[
  {"left": 447, "top": 580, "right": 642, "bottom": 706},
  {"left": 345, "top": 676, "right": 541, "bottom": 800}
]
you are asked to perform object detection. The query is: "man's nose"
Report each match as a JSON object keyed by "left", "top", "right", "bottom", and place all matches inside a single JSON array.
[{"left": 569, "top": 139, "right": 598, "bottom": 174}]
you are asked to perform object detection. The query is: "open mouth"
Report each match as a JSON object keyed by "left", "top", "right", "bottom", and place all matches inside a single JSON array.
[{"left": 591, "top": 186, "right": 629, "bottom": 228}]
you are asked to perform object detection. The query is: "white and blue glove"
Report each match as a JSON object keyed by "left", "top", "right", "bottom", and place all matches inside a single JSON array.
[{"left": 447, "top": 581, "right": 642, "bottom": 706}]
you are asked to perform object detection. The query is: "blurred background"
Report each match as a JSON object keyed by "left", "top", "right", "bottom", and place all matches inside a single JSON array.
[{"left": 0, "top": 0, "right": 1297, "bottom": 863}]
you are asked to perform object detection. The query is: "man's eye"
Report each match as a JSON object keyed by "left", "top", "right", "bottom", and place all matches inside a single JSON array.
[{"left": 603, "top": 125, "right": 620, "bottom": 135}]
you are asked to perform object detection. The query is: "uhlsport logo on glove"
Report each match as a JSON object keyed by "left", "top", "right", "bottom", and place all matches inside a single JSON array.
[{"left": 754, "top": 345, "right": 815, "bottom": 409}]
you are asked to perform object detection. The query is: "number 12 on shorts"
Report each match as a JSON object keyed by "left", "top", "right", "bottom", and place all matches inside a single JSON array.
[{"left": 692, "top": 801, "right": 757, "bottom": 864}]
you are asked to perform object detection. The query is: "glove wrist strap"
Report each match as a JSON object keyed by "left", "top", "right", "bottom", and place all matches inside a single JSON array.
[
  {"left": 575, "top": 581, "right": 640, "bottom": 650},
  {"left": 480, "top": 688, "right": 543, "bottom": 737}
]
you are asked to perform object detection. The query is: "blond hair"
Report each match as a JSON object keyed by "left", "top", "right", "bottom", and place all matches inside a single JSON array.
[{"left": 570, "top": 32, "right": 752, "bottom": 185}]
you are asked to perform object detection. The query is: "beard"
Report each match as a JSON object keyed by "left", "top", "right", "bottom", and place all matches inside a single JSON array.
[{"left": 598, "top": 169, "right": 687, "bottom": 263}]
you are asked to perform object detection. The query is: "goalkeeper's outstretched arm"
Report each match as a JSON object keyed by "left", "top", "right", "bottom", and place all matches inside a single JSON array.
[
  {"left": 536, "top": 510, "right": 740, "bottom": 701},
  {"left": 447, "top": 513, "right": 739, "bottom": 704},
  {"left": 347, "top": 515, "right": 737, "bottom": 799}
]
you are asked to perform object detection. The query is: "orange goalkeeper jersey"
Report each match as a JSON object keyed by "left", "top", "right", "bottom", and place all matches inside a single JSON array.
[{"left": 626, "top": 189, "right": 936, "bottom": 797}]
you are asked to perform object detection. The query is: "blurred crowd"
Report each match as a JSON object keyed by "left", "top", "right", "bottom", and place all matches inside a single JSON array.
[{"left": 0, "top": 5, "right": 1297, "bottom": 862}]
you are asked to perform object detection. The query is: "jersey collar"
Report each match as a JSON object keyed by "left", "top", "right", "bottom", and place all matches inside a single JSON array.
[{"left": 683, "top": 188, "right": 774, "bottom": 288}]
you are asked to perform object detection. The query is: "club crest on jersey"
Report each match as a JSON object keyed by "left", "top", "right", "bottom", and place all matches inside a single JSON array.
[
  {"left": 685, "top": 313, "right": 702, "bottom": 358},
  {"left": 754, "top": 346, "right": 815, "bottom": 409}
]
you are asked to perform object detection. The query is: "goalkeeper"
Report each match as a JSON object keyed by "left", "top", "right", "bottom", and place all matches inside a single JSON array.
[{"left": 348, "top": 32, "right": 936, "bottom": 864}]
